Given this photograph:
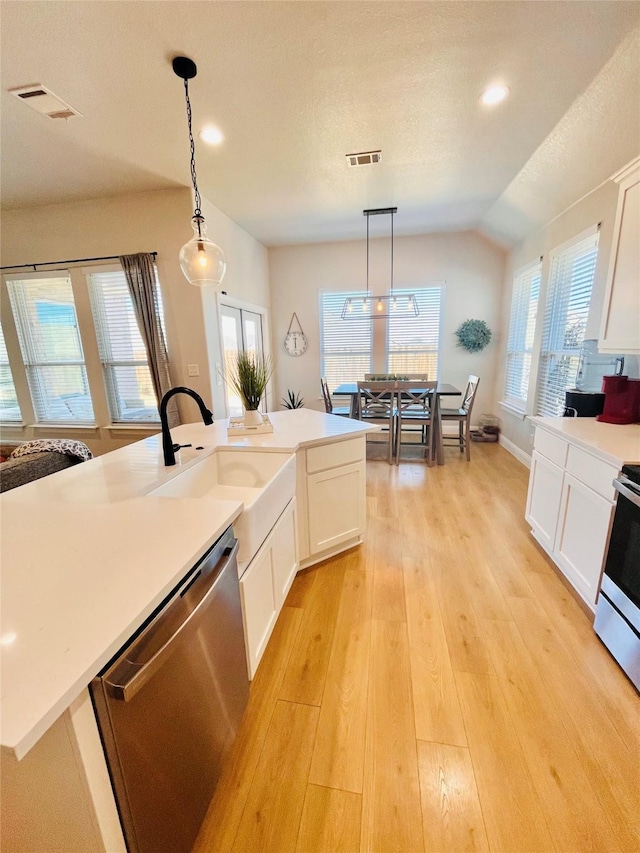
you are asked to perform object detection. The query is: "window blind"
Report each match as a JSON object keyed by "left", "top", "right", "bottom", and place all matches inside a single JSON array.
[
  {"left": 88, "top": 269, "right": 160, "bottom": 422},
  {"left": 536, "top": 231, "right": 599, "bottom": 417},
  {"left": 0, "top": 321, "right": 21, "bottom": 421},
  {"left": 7, "top": 275, "right": 94, "bottom": 422},
  {"left": 387, "top": 287, "right": 443, "bottom": 378},
  {"left": 320, "top": 291, "right": 372, "bottom": 391},
  {"left": 504, "top": 262, "right": 541, "bottom": 411}
]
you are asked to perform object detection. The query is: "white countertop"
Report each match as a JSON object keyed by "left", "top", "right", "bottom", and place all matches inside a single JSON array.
[
  {"left": 0, "top": 409, "right": 374, "bottom": 759},
  {"left": 532, "top": 417, "right": 640, "bottom": 467}
]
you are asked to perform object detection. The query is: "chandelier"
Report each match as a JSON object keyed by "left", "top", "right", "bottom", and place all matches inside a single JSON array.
[
  {"left": 342, "top": 207, "right": 419, "bottom": 319},
  {"left": 172, "top": 56, "right": 226, "bottom": 288}
]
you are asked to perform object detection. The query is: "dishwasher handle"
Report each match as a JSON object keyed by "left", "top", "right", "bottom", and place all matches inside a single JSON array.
[{"left": 106, "top": 538, "right": 239, "bottom": 702}]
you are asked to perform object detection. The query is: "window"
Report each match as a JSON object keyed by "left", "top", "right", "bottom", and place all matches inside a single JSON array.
[
  {"left": 536, "top": 229, "right": 599, "bottom": 416},
  {"left": 7, "top": 274, "right": 95, "bottom": 422},
  {"left": 503, "top": 261, "right": 541, "bottom": 412},
  {"left": 387, "top": 287, "right": 443, "bottom": 378},
  {"left": 0, "top": 321, "right": 21, "bottom": 421},
  {"left": 320, "top": 291, "right": 372, "bottom": 390},
  {"left": 88, "top": 269, "right": 160, "bottom": 422}
]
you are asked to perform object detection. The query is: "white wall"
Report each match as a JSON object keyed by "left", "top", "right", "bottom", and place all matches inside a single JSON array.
[
  {"left": 269, "top": 231, "right": 506, "bottom": 419},
  {"left": 494, "top": 178, "right": 621, "bottom": 458},
  {"left": 0, "top": 188, "right": 269, "bottom": 453}
]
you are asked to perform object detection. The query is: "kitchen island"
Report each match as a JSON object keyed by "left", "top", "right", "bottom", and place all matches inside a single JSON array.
[{"left": 0, "top": 409, "right": 377, "bottom": 852}]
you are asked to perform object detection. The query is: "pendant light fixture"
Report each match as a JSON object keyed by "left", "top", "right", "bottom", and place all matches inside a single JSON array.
[
  {"left": 172, "top": 56, "right": 226, "bottom": 288},
  {"left": 341, "top": 207, "right": 418, "bottom": 319}
]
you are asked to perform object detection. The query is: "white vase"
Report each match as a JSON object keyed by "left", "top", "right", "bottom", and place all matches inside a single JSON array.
[{"left": 243, "top": 409, "right": 263, "bottom": 427}]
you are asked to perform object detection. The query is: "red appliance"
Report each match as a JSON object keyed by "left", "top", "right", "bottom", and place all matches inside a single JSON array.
[{"left": 597, "top": 376, "right": 640, "bottom": 424}]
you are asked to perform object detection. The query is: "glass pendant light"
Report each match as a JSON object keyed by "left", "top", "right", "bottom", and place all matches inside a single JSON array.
[{"left": 173, "top": 56, "right": 226, "bottom": 288}]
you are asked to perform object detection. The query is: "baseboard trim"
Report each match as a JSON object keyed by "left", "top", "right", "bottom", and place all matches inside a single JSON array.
[{"left": 499, "top": 434, "right": 532, "bottom": 469}]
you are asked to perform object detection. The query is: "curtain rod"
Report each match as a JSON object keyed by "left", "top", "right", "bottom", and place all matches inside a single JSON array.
[{"left": 0, "top": 252, "right": 158, "bottom": 273}]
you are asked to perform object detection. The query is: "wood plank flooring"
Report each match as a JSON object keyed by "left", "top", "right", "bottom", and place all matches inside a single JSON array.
[{"left": 194, "top": 443, "right": 639, "bottom": 853}]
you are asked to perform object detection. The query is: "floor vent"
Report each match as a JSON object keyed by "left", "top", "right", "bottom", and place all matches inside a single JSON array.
[
  {"left": 9, "top": 84, "right": 82, "bottom": 119},
  {"left": 346, "top": 150, "right": 382, "bottom": 167}
]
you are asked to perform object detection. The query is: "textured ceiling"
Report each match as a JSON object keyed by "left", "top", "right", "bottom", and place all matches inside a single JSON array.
[{"left": 1, "top": 1, "right": 639, "bottom": 247}]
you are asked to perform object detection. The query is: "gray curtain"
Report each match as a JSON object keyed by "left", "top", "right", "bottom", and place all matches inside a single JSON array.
[{"left": 119, "top": 253, "right": 180, "bottom": 428}]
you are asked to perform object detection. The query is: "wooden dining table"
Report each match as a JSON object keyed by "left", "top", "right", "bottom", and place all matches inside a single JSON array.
[{"left": 332, "top": 381, "right": 461, "bottom": 465}]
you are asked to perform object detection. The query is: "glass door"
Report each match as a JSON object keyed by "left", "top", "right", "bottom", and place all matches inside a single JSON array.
[{"left": 220, "top": 304, "right": 266, "bottom": 417}]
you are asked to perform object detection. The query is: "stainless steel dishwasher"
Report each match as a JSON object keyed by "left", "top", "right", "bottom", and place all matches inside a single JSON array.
[{"left": 90, "top": 526, "right": 249, "bottom": 853}]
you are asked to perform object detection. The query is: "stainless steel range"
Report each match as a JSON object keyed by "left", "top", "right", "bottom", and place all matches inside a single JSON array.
[{"left": 594, "top": 465, "right": 640, "bottom": 690}]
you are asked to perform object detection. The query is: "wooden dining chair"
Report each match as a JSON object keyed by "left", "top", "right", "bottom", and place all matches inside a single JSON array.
[
  {"left": 440, "top": 375, "right": 480, "bottom": 461},
  {"left": 356, "top": 381, "right": 397, "bottom": 464},
  {"left": 394, "top": 381, "right": 437, "bottom": 464},
  {"left": 320, "top": 378, "right": 350, "bottom": 417}
]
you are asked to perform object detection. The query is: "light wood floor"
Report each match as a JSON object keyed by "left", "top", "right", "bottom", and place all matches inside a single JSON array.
[{"left": 194, "top": 443, "right": 640, "bottom": 853}]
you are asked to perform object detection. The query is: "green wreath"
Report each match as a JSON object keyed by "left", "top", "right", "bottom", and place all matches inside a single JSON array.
[{"left": 455, "top": 319, "right": 492, "bottom": 353}]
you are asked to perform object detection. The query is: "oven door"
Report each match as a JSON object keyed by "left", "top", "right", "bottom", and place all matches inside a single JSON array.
[{"left": 603, "top": 476, "right": 640, "bottom": 612}]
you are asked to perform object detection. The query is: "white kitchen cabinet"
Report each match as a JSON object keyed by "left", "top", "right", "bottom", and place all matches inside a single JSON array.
[
  {"left": 307, "top": 462, "right": 366, "bottom": 556},
  {"left": 599, "top": 159, "right": 640, "bottom": 354},
  {"left": 239, "top": 498, "right": 298, "bottom": 678},
  {"left": 526, "top": 423, "right": 619, "bottom": 610},
  {"left": 296, "top": 436, "right": 367, "bottom": 568},
  {"left": 555, "top": 473, "right": 614, "bottom": 606},
  {"left": 526, "top": 451, "right": 565, "bottom": 553},
  {"left": 271, "top": 499, "right": 298, "bottom": 610}
]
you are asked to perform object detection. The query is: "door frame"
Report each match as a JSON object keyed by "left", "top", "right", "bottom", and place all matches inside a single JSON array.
[{"left": 217, "top": 294, "right": 273, "bottom": 417}]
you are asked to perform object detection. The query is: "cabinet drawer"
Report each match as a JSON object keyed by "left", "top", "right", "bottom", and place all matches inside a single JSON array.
[
  {"left": 566, "top": 445, "right": 618, "bottom": 500},
  {"left": 306, "top": 437, "right": 364, "bottom": 473},
  {"left": 533, "top": 428, "right": 568, "bottom": 467}
]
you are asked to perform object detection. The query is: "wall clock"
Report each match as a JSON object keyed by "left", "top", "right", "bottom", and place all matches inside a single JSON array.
[{"left": 284, "top": 313, "right": 308, "bottom": 356}]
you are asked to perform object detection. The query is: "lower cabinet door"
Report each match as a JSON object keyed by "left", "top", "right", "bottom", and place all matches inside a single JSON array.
[
  {"left": 271, "top": 500, "right": 297, "bottom": 611},
  {"left": 555, "top": 473, "right": 614, "bottom": 608},
  {"left": 307, "top": 462, "right": 365, "bottom": 556},
  {"left": 239, "top": 545, "right": 277, "bottom": 679},
  {"left": 525, "top": 451, "right": 564, "bottom": 553}
]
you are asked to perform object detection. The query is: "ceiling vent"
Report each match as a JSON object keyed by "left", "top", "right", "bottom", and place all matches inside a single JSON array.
[
  {"left": 346, "top": 150, "right": 382, "bottom": 167},
  {"left": 9, "top": 84, "right": 82, "bottom": 119}
]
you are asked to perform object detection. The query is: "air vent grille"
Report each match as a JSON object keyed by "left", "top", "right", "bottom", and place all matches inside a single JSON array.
[
  {"left": 9, "top": 84, "right": 82, "bottom": 119},
  {"left": 346, "top": 150, "right": 382, "bottom": 167}
]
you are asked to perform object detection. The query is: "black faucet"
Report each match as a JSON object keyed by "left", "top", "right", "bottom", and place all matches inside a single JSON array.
[{"left": 160, "top": 386, "right": 214, "bottom": 466}]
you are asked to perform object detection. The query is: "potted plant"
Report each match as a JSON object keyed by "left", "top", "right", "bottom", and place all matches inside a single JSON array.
[
  {"left": 281, "top": 390, "right": 304, "bottom": 409},
  {"left": 226, "top": 351, "right": 274, "bottom": 425}
]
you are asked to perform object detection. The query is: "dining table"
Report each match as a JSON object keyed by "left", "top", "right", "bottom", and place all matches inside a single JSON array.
[{"left": 332, "top": 381, "right": 461, "bottom": 465}]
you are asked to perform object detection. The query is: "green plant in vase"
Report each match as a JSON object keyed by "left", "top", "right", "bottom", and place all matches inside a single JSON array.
[{"left": 226, "top": 351, "right": 274, "bottom": 425}]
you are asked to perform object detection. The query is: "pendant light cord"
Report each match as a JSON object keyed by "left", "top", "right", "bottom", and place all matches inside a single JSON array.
[
  {"left": 183, "top": 78, "right": 202, "bottom": 217},
  {"left": 366, "top": 214, "right": 370, "bottom": 296},
  {"left": 390, "top": 210, "right": 394, "bottom": 293}
]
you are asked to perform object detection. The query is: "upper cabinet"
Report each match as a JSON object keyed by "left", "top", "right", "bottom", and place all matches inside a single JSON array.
[{"left": 599, "top": 158, "right": 640, "bottom": 353}]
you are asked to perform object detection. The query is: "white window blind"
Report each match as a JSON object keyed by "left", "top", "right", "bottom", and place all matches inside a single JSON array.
[
  {"left": 504, "top": 261, "right": 541, "bottom": 412},
  {"left": 0, "top": 321, "right": 21, "bottom": 421},
  {"left": 88, "top": 269, "right": 160, "bottom": 422},
  {"left": 320, "top": 291, "right": 372, "bottom": 390},
  {"left": 387, "top": 287, "right": 443, "bottom": 378},
  {"left": 7, "top": 274, "right": 94, "bottom": 422},
  {"left": 536, "top": 230, "right": 599, "bottom": 417}
]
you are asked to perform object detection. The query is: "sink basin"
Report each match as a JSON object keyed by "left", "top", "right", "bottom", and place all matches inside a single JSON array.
[{"left": 148, "top": 450, "right": 296, "bottom": 571}]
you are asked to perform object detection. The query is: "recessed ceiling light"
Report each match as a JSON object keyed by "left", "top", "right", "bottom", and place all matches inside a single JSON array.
[
  {"left": 199, "top": 126, "right": 224, "bottom": 145},
  {"left": 480, "top": 85, "right": 510, "bottom": 106}
]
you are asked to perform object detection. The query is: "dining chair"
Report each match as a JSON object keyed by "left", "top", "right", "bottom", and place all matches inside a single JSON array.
[
  {"left": 394, "top": 381, "right": 437, "bottom": 464},
  {"left": 440, "top": 375, "right": 480, "bottom": 461},
  {"left": 356, "top": 381, "right": 397, "bottom": 464},
  {"left": 320, "top": 378, "right": 351, "bottom": 417}
]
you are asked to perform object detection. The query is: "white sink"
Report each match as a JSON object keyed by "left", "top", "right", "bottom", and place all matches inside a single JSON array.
[{"left": 148, "top": 450, "right": 296, "bottom": 571}]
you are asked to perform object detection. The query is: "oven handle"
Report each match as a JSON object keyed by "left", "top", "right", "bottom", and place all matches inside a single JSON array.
[{"left": 613, "top": 476, "right": 640, "bottom": 508}]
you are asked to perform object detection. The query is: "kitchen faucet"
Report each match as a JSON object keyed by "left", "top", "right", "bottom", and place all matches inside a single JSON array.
[{"left": 160, "top": 386, "right": 214, "bottom": 466}]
